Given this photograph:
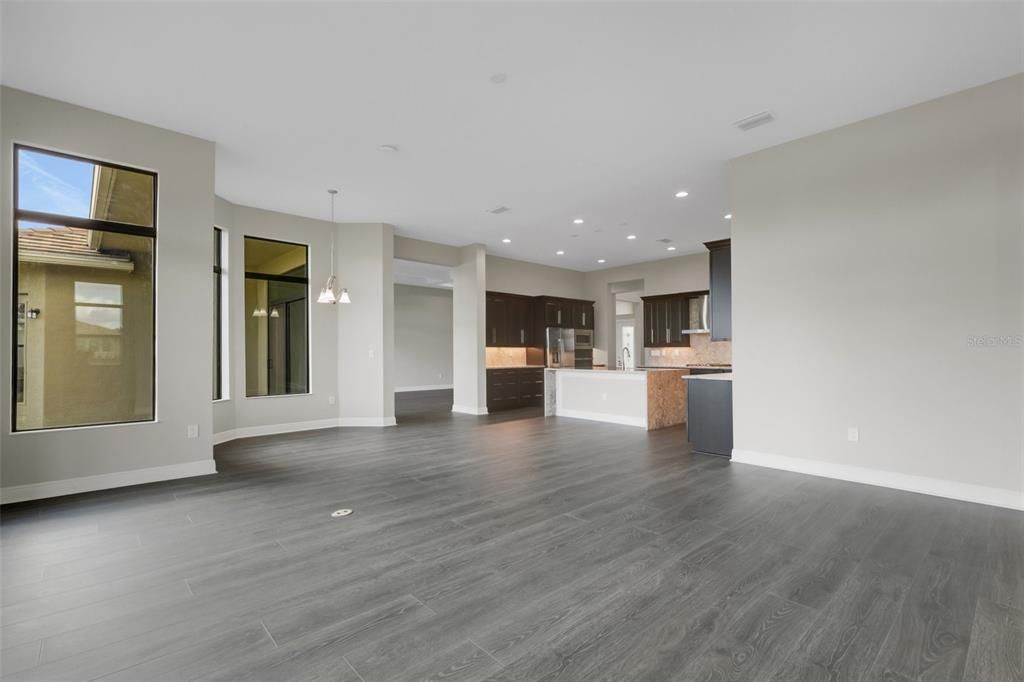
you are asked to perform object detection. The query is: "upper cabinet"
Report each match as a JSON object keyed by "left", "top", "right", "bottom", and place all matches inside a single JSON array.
[
  {"left": 486, "top": 291, "right": 532, "bottom": 347},
  {"left": 535, "top": 296, "right": 593, "bottom": 331},
  {"left": 704, "top": 239, "right": 732, "bottom": 342},
  {"left": 641, "top": 290, "right": 709, "bottom": 348},
  {"left": 486, "top": 293, "right": 595, "bottom": 347}
]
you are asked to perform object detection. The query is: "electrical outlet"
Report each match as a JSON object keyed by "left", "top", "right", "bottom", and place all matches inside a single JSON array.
[
  {"left": 187, "top": 424, "right": 199, "bottom": 439},
  {"left": 328, "top": 395, "right": 336, "bottom": 405},
  {"left": 601, "top": 392, "right": 608, "bottom": 401},
  {"left": 847, "top": 427, "right": 859, "bottom": 442}
]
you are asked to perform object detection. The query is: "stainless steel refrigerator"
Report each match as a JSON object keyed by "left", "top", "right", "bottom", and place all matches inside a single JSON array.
[{"left": 545, "top": 327, "right": 575, "bottom": 368}]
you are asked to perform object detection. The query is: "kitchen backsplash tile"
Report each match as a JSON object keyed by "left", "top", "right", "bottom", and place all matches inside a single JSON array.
[
  {"left": 486, "top": 347, "right": 528, "bottom": 367},
  {"left": 642, "top": 336, "right": 732, "bottom": 367}
]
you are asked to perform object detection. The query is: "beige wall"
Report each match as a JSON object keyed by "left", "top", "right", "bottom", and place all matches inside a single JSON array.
[
  {"left": 1, "top": 87, "right": 216, "bottom": 492},
  {"left": 394, "top": 285, "right": 453, "bottom": 389},
  {"left": 582, "top": 252, "right": 713, "bottom": 363},
  {"left": 486, "top": 255, "right": 586, "bottom": 298},
  {"left": 731, "top": 75, "right": 1024, "bottom": 508}
]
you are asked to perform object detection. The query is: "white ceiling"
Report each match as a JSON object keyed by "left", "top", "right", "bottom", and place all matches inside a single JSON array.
[
  {"left": 393, "top": 259, "right": 453, "bottom": 289},
  {"left": 3, "top": 2, "right": 1020, "bottom": 271}
]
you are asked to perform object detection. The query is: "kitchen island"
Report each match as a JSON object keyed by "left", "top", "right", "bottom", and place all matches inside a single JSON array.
[{"left": 544, "top": 368, "right": 689, "bottom": 430}]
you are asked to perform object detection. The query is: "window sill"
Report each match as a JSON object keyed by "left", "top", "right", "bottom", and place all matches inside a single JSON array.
[
  {"left": 243, "top": 393, "right": 313, "bottom": 400},
  {"left": 9, "top": 418, "right": 158, "bottom": 436}
]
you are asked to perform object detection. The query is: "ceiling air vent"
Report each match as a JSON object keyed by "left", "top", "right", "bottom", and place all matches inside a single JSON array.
[
  {"left": 488, "top": 206, "right": 511, "bottom": 215},
  {"left": 656, "top": 238, "right": 674, "bottom": 244},
  {"left": 733, "top": 111, "right": 775, "bottom": 131}
]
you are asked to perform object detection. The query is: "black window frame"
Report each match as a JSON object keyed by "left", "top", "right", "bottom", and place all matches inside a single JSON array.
[
  {"left": 11, "top": 143, "right": 158, "bottom": 432},
  {"left": 213, "top": 226, "right": 224, "bottom": 400},
  {"left": 243, "top": 236, "right": 310, "bottom": 397}
]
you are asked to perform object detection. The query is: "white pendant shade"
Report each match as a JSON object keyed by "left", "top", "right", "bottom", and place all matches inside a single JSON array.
[{"left": 317, "top": 189, "right": 351, "bottom": 305}]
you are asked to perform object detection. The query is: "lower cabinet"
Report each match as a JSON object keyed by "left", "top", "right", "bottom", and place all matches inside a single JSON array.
[{"left": 486, "top": 368, "right": 545, "bottom": 411}]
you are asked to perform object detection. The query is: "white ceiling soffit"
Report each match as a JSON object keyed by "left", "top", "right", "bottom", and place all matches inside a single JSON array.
[
  {"left": 393, "top": 258, "right": 453, "bottom": 289},
  {"left": 3, "top": 2, "right": 1021, "bottom": 271}
]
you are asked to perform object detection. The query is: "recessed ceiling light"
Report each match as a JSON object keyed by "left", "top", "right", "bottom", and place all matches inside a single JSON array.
[
  {"left": 501, "top": 238, "right": 511, "bottom": 243},
  {"left": 626, "top": 234, "right": 637, "bottom": 240},
  {"left": 724, "top": 214, "right": 732, "bottom": 220},
  {"left": 675, "top": 191, "right": 689, "bottom": 198},
  {"left": 667, "top": 246, "right": 677, "bottom": 251},
  {"left": 556, "top": 250, "right": 565, "bottom": 255},
  {"left": 573, "top": 218, "right": 584, "bottom": 224},
  {"left": 597, "top": 259, "right": 606, "bottom": 264},
  {"left": 377, "top": 144, "right": 399, "bottom": 152}
]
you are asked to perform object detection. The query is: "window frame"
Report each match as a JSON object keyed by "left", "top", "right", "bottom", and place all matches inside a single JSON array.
[
  {"left": 213, "top": 226, "right": 225, "bottom": 401},
  {"left": 11, "top": 143, "right": 158, "bottom": 433},
  {"left": 242, "top": 235, "right": 310, "bottom": 398}
]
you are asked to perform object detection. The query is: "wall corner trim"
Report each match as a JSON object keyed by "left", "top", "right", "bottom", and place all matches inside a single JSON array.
[
  {"left": 451, "top": 405, "right": 489, "bottom": 416},
  {"left": 0, "top": 460, "right": 218, "bottom": 505},
  {"left": 731, "top": 449, "right": 1024, "bottom": 511}
]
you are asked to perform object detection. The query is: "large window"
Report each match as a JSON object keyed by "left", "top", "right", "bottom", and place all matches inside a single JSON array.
[
  {"left": 213, "top": 227, "right": 224, "bottom": 400},
  {"left": 244, "top": 237, "right": 308, "bottom": 396},
  {"left": 13, "top": 145, "right": 156, "bottom": 431}
]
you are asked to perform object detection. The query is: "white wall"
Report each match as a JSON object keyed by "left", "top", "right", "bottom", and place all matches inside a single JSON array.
[
  {"left": 394, "top": 285, "right": 453, "bottom": 390},
  {"left": 731, "top": 75, "right": 1024, "bottom": 509},
  {"left": 453, "top": 245, "right": 487, "bottom": 414},
  {"left": 214, "top": 197, "right": 397, "bottom": 435},
  {"left": 212, "top": 198, "right": 341, "bottom": 438},
  {"left": 1, "top": 87, "right": 217, "bottom": 498},
  {"left": 486, "top": 255, "right": 586, "bottom": 298}
]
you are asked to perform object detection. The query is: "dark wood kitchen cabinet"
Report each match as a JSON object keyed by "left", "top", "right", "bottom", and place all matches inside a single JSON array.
[
  {"left": 486, "top": 292, "right": 533, "bottom": 347},
  {"left": 535, "top": 296, "right": 593, "bottom": 331},
  {"left": 572, "top": 301, "right": 594, "bottom": 330},
  {"left": 641, "top": 290, "right": 708, "bottom": 348},
  {"left": 486, "top": 367, "right": 544, "bottom": 411},
  {"left": 705, "top": 239, "right": 731, "bottom": 341}
]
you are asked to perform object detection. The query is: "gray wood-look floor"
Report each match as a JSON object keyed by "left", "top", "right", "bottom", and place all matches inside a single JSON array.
[{"left": 1, "top": 389, "right": 1021, "bottom": 681}]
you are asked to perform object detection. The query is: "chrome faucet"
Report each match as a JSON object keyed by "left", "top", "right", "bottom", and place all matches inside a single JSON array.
[{"left": 622, "top": 346, "right": 632, "bottom": 370}]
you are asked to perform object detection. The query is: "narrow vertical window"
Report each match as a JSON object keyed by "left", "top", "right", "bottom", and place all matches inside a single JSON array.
[
  {"left": 243, "top": 237, "right": 309, "bottom": 396},
  {"left": 12, "top": 145, "right": 156, "bottom": 431},
  {"left": 213, "top": 227, "right": 224, "bottom": 400}
]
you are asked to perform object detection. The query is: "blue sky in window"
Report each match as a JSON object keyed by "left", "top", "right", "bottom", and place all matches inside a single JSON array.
[{"left": 18, "top": 149, "right": 94, "bottom": 222}]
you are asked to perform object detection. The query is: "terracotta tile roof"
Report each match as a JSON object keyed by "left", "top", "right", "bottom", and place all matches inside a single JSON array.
[
  {"left": 18, "top": 227, "right": 132, "bottom": 268},
  {"left": 18, "top": 226, "right": 94, "bottom": 254}
]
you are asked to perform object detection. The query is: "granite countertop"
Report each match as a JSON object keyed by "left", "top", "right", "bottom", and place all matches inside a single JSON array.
[
  {"left": 681, "top": 373, "right": 733, "bottom": 381},
  {"left": 486, "top": 365, "right": 546, "bottom": 369}
]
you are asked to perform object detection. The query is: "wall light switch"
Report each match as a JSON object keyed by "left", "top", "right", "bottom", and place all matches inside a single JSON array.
[
  {"left": 847, "top": 427, "right": 859, "bottom": 442},
  {"left": 187, "top": 424, "right": 199, "bottom": 439},
  {"left": 368, "top": 348, "right": 375, "bottom": 359},
  {"left": 328, "top": 395, "right": 336, "bottom": 405}
]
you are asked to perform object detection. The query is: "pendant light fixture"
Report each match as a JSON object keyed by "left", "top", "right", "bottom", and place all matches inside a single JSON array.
[{"left": 317, "top": 189, "right": 351, "bottom": 304}]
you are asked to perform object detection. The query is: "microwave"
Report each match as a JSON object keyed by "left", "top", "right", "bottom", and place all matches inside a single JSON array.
[{"left": 574, "top": 329, "right": 593, "bottom": 349}]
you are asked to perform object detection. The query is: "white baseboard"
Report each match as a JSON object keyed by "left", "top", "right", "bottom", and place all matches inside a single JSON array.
[
  {"left": 452, "top": 405, "right": 488, "bottom": 415},
  {"left": 214, "top": 418, "right": 340, "bottom": 444},
  {"left": 731, "top": 449, "right": 1024, "bottom": 511},
  {"left": 215, "top": 416, "right": 396, "bottom": 444},
  {"left": 555, "top": 408, "right": 646, "bottom": 429},
  {"left": 338, "top": 417, "right": 397, "bottom": 427},
  {"left": 395, "top": 384, "right": 453, "bottom": 393},
  {"left": 1, "top": 460, "right": 218, "bottom": 504}
]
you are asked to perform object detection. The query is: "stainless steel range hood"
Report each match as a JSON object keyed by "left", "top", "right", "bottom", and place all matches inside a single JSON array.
[{"left": 680, "top": 293, "right": 710, "bottom": 334}]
